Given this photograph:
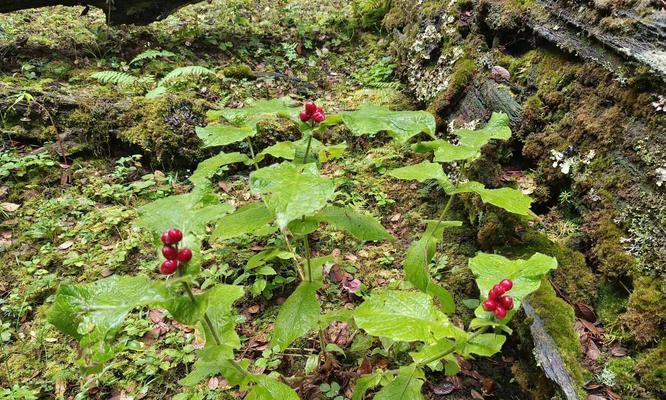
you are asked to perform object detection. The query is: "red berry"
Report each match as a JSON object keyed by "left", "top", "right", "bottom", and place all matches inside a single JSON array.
[
  {"left": 312, "top": 112, "right": 325, "bottom": 123},
  {"left": 488, "top": 288, "right": 498, "bottom": 300},
  {"left": 304, "top": 101, "right": 317, "bottom": 115},
  {"left": 493, "top": 284, "right": 506, "bottom": 297},
  {"left": 482, "top": 299, "right": 497, "bottom": 311},
  {"left": 160, "top": 259, "right": 178, "bottom": 275},
  {"left": 167, "top": 228, "right": 183, "bottom": 243},
  {"left": 494, "top": 305, "right": 507, "bottom": 319},
  {"left": 162, "top": 246, "right": 178, "bottom": 260},
  {"left": 161, "top": 231, "right": 174, "bottom": 245},
  {"left": 299, "top": 110, "right": 310, "bottom": 122},
  {"left": 315, "top": 106, "right": 324, "bottom": 114},
  {"left": 499, "top": 278, "right": 513, "bottom": 291},
  {"left": 178, "top": 248, "right": 193, "bottom": 263},
  {"left": 499, "top": 296, "right": 514, "bottom": 310}
]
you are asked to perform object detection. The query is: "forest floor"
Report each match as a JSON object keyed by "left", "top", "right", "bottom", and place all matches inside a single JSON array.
[{"left": 0, "top": 1, "right": 662, "bottom": 399}]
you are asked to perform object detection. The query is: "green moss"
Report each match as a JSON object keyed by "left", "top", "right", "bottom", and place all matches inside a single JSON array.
[
  {"left": 528, "top": 281, "right": 589, "bottom": 398},
  {"left": 596, "top": 281, "right": 627, "bottom": 327},
  {"left": 605, "top": 357, "right": 637, "bottom": 393},
  {"left": 427, "top": 57, "right": 476, "bottom": 127},
  {"left": 620, "top": 276, "right": 666, "bottom": 346},
  {"left": 636, "top": 342, "right": 666, "bottom": 395},
  {"left": 221, "top": 63, "right": 255, "bottom": 79}
]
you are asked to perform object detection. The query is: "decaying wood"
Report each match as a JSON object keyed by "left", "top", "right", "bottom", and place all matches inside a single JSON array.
[
  {"left": 523, "top": 300, "right": 580, "bottom": 400},
  {"left": 0, "top": 0, "right": 204, "bottom": 25}
]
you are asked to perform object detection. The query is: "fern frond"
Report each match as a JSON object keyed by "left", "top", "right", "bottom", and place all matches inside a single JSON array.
[
  {"left": 158, "top": 66, "right": 215, "bottom": 86},
  {"left": 90, "top": 71, "right": 139, "bottom": 88},
  {"left": 129, "top": 49, "right": 177, "bottom": 66}
]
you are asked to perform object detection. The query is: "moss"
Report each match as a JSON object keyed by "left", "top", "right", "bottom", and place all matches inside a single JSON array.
[
  {"left": 427, "top": 57, "right": 476, "bottom": 128},
  {"left": 636, "top": 342, "right": 666, "bottom": 395},
  {"left": 595, "top": 281, "right": 627, "bottom": 327},
  {"left": 605, "top": 357, "right": 637, "bottom": 394},
  {"left": 583, "top": 212, "right": 636, "bottom": 279},
  {"left": 221, "top": 63, "right": 255, "bottom": 79},
  {"left": 620, "top": 276, "right": 666, "bottom": 346},
  {"left": 527, "top": 281, "right": 589, "bottom": 398}
]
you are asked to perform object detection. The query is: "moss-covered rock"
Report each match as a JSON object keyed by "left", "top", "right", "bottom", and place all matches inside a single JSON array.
[{"left": 636, "top": 341, "right": 666, "bottom": 396}]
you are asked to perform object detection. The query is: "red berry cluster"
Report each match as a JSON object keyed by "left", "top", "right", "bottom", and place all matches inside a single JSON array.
[
  {"left": 159, "top": 228, "right": 193, "bottom": 275},
  {"left": 299, "top": 101, "right": 326, "bottom": 124},
  {"left": 482, "top": 279, "right": 514, "bottom": 320}
]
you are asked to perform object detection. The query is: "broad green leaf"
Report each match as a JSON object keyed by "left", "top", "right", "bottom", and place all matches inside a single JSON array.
[
  {"left": 459, "top": 333, "right": 506, "bottom": 357},
  {"left": 180, "top": 347, "right": 249, "bottom": 386},
  {"left": 352, "top": 371, "right": 383, "bottom": 400},
  {"left": 212, "top": 202, "right": 274, "bottom": 241},
  {"left": 318, "top": 142, "right": 347, "bottom": 162},
  {"left": 452, "top": 181, "right": 534, "bottom": 217},
  {"left": 374, "top": 365, "right": 424, "bottom": 400},
  {"left": 137, "top": 189, "right": 233, "bottom": 274},
  {"left": 48, "top": 275, "right": 169, "bottom": 343},
  {"left": 455, "top": 112, "right": 511, "bottom": 148},
  {"left": 354, "top": 290, "right": 457, "bottom": 342},
  {"left": 316, "top": 206, "right": 392, "bottom": 241},
  {"left": 386, "top": 161, "right": 449, "bottom": 187},
  {"left": 246, "top": 375, "right": 300, "bottom": 400},
  {"left": 469, "top": 252, "right": 558, "bottom": 309},
  {"left": 246, "top": 248, "right": 293, "bottom": 270},
  {"left": 201, "top": 284, "right": 245, "bottom": 347},
  {"left": 303, "top": 255, "right": 334, "bottom": 283},
  {"left": 196, "top": 124, "right": 254, "bottom": 148},
  {"left": 469, "top": 317, "right": 513, "bottom": 334},
  {"left": 208, "top": 97, "right": 300, "bottom": 124},
  {"left": 189, "top": 152, "right": 249, "bottom": 187},
  {"left": 257, "top": 141, "right": 297, "bottom": 162},
  {"left": 287, "top": 216, "right": 320, "bottom": 236},
  {"left": 342, "top": 103, "right": 436, "bottom": 143},
  {"left": 250, "top": 162, "right": 336, "bottom": 229},
  {"left": 403, "top": 221, "right": 460, "bottom": 314},
  {"left": 166, "top": 292, "right": 209, "bottom": 326},
  {"left": 270, "top": 281, "right": 322, "bottom": 351},
  {"left": 433, "top": 141, "right": 480, "bottom": 162}
]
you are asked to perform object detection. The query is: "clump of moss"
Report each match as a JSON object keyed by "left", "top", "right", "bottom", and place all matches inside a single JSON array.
[
  {"left": 427, "top": 57, "right": 476, "bottom": 128},
  {"left": 595, "top": 281, "right": 627, "bottom": 328},
  {"left": 604, "top": 357, "right": 637, "bottom": 394},
  {"left": 636, "top": 342, "right": 666, "bottom": 395},
  {"left": 221, "top": 63, "right": 255, "bottom": 79},
  {"left": 527, "top": 281, "right": 589, "bottom": 398},
  {"left": 583, "top": 212, "right": 636, "bottom": 279},
  {"left": 620, "top": 276, "right": 666, "bottom": 346}
]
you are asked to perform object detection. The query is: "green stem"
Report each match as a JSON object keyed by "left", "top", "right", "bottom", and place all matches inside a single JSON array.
[
  {"left": 246, "top": 137, "right": 259, "bottom": 171},
  {"left": 303, "top": 234, "right": 313, "bottom": 282},
  {"left": 302, "top": 134, "right": 313, "bottom": 164},
  {"left": 416, "top": 327, "right": 488, "bottom": 367}
]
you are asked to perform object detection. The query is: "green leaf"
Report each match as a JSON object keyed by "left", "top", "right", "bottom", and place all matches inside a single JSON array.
[
  {"left": 257, "top": 141, "right": 297, "bottom": 162},
  {"left": 196, "top": 124, "right": 254, "bottom": 148},
  {"left": 433, "top": 141, "right": 480, "bottom": 162},
  {"left": 201, "top": 285, "right": 245, "bottom": 347},
  {"left": 316, "top": 206, "right": 392, "bottom": 241},
  {"left": 452, "top": 181, "right": 534, "bottom": 216},
  {"left": 352, "top": 371, "right": 383, "bottom": 400},
  {"left": 469, "top": 252, "right": 558, "bottom": 309},
  {"left": 403, "top": 221, "right": 460, "bottom": 314},
  {"left": 386, "top": 161, "right": 450, "bottom": 188},
  {"left": 459, "top": 333, "right": 506, "bottom": 357},
  {"left": 189, "top": 152, "right": 249, "bottom": 188},
  {"left": 250, "top": 162, "right": 336, "bottom": 229},
  {"left": 374, "top": 365, "right": 424, "bottom": 400},
  {"left": 246, "top": 248, "right": 293, "bottom": 270},
  {"left": 304, "top": 255, "right": 334, "bottom": 283},
  {"left": 208, "top": 97, "right": 301, "bottom": 124},
  {"left": 409, "top": 337, "right": 455, "bottom": 368},
  {"left": 270, "top": 281, "right": 322, "bottom": 351},
  {"left": 342, "top": 103, "right": 436, "bottom": 143},
  {"left": 246, "top": 375, "right": 300, "bottom": 400},
  {"left": 212, "top": 202, "right": 274, "bottom": 241},
  {"left": 48, "top": 275, "right": 169, "bottom": 343},
  {"left": 455, "top": 112, "right": 511, "bottom": 148},
  {"left": 180, "top": 347, "right": 248, "bottom": 386},
  {"left": 354, "top": 290, "right": 460, "bottom": 342}
]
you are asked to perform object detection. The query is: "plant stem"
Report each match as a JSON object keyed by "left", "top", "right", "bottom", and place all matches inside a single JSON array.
[
  {"left": 416, "top": 327, "right": 489, "bottom": 367},
  {"left": 302, "top": 134, "right": 313, "bottom": 164},
  {"left": 303, "top": 234, "right": 313, "bottom": 282},
  {"left": 246, "top": 137, "right": 259, "bottom": 171}
]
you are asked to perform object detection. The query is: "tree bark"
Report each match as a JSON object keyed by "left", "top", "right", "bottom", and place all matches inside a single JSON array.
[{"left": 0, "top": 0, "right": 203, "bottom": 25}]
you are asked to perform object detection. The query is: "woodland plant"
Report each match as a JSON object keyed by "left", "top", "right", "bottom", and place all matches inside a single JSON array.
[{"left": 46, "top": 98, "right": 558, "bottom": 399}]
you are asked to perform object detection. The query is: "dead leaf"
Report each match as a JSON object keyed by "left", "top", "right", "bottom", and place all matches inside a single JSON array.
[
  {"left": 574, "top": 303, "right": 597, "bottom": 322},
  {"left": 357, "top": 357, "right": 372, "bottom": 375},
  {"left": 149, "top": 309, "right": 164, "bottom": 323},
  {"left": 100, "top": 268, "right": 115, "bottom": 277},
  {"left": 587, "top": 395, "right": 606, "bottom": 400},
  {"left": 606, "top": 388, "right": 621, "bottom": 400},
  {"left": 1, "top": 202, "right": 20, "bottom": 212},
  {"left": 481, "top": 377, "right": 495, "bottom": 395},
  {"left": 58, "top": 240, "right": 74, "bottom": 250},
  {"left": 208, "top": 377, "right": 219, "bottom": 390},
  {"left": 471, "top": 389, "right": 484, "bottom": 399},
  {"left": 430, "top": 382, "right": 455, "bottom": 395},
  {"left": 585, "top": 340, "right": 601, "bottom": 361},
  {"left": 390, "top": 213, "right": 401, "bottom": 222},
  {"left": 610, "top": 344, "right": 628, "bottom": 357},
  {"left": 245, "top": 304, "right": 261, "bottom": 314}
]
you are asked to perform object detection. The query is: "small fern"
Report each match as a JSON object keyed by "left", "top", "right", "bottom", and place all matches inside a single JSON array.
[
  {"left": 157, "top": 66, "right": 215, "bottom": 86},
  {"left": 90, "top": 71, "right": 139, "bottom": 88},
  {"left": 129, "top": 49, "right": 177, "bottom": 66}
]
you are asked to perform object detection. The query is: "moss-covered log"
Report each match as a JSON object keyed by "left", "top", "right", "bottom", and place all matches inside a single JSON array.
[{"left": 0, "top": 0, "right": 203, "bottom": 25}]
